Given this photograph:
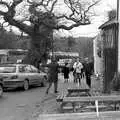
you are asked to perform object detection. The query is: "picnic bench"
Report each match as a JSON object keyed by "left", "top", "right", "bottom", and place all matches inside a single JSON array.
[
  {"left": 56, "top": 92, "right": 67, "bottom": 102},
  {"left": 61, "top": 95, "right": 120, "bottom": 113},
  {"left": 56, "top": 87, "right": 90, "bottom": 102}
]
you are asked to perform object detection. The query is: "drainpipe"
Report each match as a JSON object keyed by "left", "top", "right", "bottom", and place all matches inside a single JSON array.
[{"left": 117, "top": 0, "right": 120, "bottom": 72}]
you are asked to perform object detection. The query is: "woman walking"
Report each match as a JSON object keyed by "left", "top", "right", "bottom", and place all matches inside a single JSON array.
[{"left": 63, "top": 62, "right": 70, "bottom": 83}]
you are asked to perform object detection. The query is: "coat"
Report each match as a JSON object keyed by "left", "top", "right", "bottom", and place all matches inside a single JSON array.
[
  {"left": 47, "top": 62, "right": 59, "bottom": 82},
  {"left": 84, "top": 62, "right": 94, "bottom": 75}
]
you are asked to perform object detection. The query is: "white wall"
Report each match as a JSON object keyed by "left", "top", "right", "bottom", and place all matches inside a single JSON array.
[{"left": 93, "top": 34, "right": 103, "bottom": 75}]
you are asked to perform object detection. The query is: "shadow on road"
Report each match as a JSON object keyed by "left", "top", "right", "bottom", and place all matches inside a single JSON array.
[{"left": 3, "top": 85, "right": 45, "bottom": 93}]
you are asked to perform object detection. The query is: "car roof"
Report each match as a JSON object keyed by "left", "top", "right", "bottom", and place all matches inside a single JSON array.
[{"left": 0, "top": 63, "right": 29, "bottom": 67}]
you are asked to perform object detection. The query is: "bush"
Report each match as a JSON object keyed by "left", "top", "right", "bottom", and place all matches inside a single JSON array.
[{"left": 110, "top": 73, "right": 120, "bottom": 91}]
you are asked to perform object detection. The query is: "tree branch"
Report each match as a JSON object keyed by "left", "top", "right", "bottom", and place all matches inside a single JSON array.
[
  {"left": 50, "top": 0, "right": 57, "bottom": 13},
  {"left": 56, "top": 22, "right": 90, "bottom": 30},
  {"left": 0, "top": 0, "right": 33, "bottom": 35},
  {"left": 4, "top": 15, "right": 33, "bottom": 35},
  {"left": 84, "top": 0, "right": 100, "bottom": 14},
  {"left": 42, "top": 17, "right": 90, "bottom": 30},
  {"left": 0, "top": 1, "right": 10, "bottom": 10}
]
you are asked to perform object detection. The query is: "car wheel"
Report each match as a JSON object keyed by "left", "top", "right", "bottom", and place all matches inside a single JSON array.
[
  {"left": 0, "top": 85, "right": 3, "bottom": 97},
  {"left": 41, "top": 82, "right": 44, "bottom": 87},
  {"left": 23, "top": 80, "right": 29, "bottom": 90}
]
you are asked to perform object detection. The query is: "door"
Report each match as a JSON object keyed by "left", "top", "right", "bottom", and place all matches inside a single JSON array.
[
  {"left": 18, "top": 65, "right": 34, "bottom": 85},
  {"left": 30, "top": 65, "right": 41, "bottom": 84}
]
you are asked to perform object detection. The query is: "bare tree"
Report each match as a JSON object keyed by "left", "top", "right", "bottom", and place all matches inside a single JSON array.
[{"left": 0, "top": 0, "right": 100, "bottom": 66}]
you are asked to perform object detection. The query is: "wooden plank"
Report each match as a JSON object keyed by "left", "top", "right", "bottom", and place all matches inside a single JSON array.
[
  {"left": 56, "top": 93, "right": 66, "bottom": 102},
  {"left": 68, "top": 89, "right": 90, "bottom": 93},
  {"left": 68, "top": 87, "right": 90, "bottom": 91},
  {"left": 63, "top": 95, "right": 120, "bottom": 102},
  {"left": 38, "top": 111, "right": 120, "bottom": 120}
]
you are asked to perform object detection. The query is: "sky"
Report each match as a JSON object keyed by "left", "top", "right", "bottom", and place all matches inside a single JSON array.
[
  {"left": 2, "top": 0, "right": 117, "bottom": 37},
  {"left": 56, "top": 0, "right": 117, "bottom": 37}
]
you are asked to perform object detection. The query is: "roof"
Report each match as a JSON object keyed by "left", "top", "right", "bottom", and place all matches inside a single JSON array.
[
  {"left": 49, "top": 51, "right": 79, "bottom": 58},
  {"left": 0, "top": 49, "right": 28, "bottom": 55},
  {"left": 99, "top": 19, "right": 118, "bottom": 29},
  {"left": 0, "top": 63, "right": 28, "bottom": 67}
]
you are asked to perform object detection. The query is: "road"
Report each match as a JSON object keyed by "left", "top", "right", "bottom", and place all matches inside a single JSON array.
[
  {"left": 0, "top": 73, "right": 91, "bottom": 120},
  {"left": 0, "top": 85, "right": 47, "bottom": 120},
  {"left": 0, "top": 73, "right": 66, "bottom": 120}
]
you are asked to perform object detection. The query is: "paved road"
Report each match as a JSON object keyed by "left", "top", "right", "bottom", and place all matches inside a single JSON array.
[
  {"left": 0, "top": 73, "right": 70, "bottom": 120},
  {"left": 0, "top": 86, "right": 47, "bottom": 120},
  {"left": 0, "top": 73, "right": 91, "bottom": 120}
]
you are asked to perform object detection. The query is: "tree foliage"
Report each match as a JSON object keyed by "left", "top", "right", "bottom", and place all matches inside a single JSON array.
[
  {"left": 0, "top": 0, "right": 99, "bottom": 66},
  {"left": 0, "top": 26, "right": 17, "bottom": 49},
  {"left": 54, "top": 36, "right": 93, "bottom": 58}
]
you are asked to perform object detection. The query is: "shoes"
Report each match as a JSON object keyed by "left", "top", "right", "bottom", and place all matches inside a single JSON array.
[
  {"left": 46, "top": 91, "right": 48, "bottom": 94},
  {"left": 54, "top": 91, "right": 59, "bottom": 93}
]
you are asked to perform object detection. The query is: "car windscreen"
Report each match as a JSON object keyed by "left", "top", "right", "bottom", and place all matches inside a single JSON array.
[{"left": 0, "top": 66, "right": 16, "bottom": 73}]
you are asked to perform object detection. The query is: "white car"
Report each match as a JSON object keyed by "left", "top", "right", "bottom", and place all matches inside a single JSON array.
[{"left": 0, "top": 64, "right": 47, "bottom": 90}]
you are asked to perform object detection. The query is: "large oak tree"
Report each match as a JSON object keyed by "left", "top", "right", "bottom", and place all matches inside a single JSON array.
[{"left": 0, "top": 0, "right": 99, "bottom": 66}]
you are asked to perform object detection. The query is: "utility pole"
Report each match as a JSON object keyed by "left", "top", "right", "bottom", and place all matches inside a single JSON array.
[{"left": 117, "top": 0, "right": 120, "bottom": 72}]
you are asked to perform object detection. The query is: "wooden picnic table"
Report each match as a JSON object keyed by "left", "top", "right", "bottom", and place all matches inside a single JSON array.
[{"left": 56, "top": 87, "right": 90, "bottom": 102}]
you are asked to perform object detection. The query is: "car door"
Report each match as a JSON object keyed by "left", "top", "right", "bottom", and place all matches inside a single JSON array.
[
  {"left": 29, "top": 65, "right": 40, "bottom": 85},
  {"left": 24, "top": 65, "right": 35, "bottom": 85},
  {"left": 18, "top": 65, "right": 33, "bottom": 85}
]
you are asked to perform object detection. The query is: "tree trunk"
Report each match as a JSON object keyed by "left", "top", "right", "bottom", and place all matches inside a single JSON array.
[{"left": 23, "top": 27, "right": 53, "bottom": 68}]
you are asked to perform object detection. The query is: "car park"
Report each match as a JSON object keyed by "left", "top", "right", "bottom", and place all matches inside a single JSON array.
[{"left": 0, "top": 64, "right": 47, "bottom": 90}]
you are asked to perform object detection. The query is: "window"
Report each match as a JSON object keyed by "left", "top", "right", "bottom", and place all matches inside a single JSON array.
[
  {"left": 19, "top": 66, "right": 26, "bottom": 73},
  {"left": 25, "top": 65, "right": 33, "bottom": 73},
  {"left": 0, "top": 66, "right": 16, "bottom": 73},
  {"left": 30, "top": 65, "right": 38, "bottom": 73}
]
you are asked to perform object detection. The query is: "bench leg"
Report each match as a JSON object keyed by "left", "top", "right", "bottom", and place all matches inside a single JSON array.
[
  {"left": 95, "top": 100, "right": 99, "bottom": 117},
  {"left": 114, "top": 102, "right": 120, "bottom": 111},
  {"left": 72, "top": 103, "right": 76, "bottom": 112},
  {"left": 60, "top": 102, "right": 67, "bottom": 113}
]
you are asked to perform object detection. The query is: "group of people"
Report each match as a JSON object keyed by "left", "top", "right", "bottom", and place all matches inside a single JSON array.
[
  {"left": 62, "top": 58, "right": 94, "bottom": 88},
  {"left": 45, "top": 57, "right": 94, "bottom": 94}
]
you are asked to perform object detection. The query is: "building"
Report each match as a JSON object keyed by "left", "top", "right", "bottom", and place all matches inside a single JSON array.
[
  {"left": 48, "top": 51, "right": 79, "bottom": 66},
  {"left": 0, "top": 49, "right": 28, "bottom": 64},
  {"left": 49, "top": 51, "right": 79, "bottom": 59},
  {"left": 99, "top": 19, "right": 118, "bottom": 93},
  {"left": 93, "top": 34, "right": 104, "bottom": 75}
]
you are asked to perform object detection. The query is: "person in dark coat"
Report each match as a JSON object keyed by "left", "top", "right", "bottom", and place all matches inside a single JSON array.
[
  {"left": 45, "top": 57, "right": 59, "bottom": 94},
  {"left": 84, "top": 58, "right": 94, "bottom": 88},
  {"left": 63, "top": 62, "right": 70, "bottom": 83}
]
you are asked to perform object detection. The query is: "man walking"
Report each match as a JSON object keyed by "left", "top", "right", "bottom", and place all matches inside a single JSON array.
[
  {"left": 46, "top": 57, "right": 59, "bottom": 94},
  {"left": 84, "top": 58, "right": 94, "bottom": 88},
  {"left": 73, "top": 58, "right": 83, "bottom": 85}
]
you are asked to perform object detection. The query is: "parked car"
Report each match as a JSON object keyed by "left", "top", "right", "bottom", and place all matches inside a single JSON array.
[
  {"left": 0, "top": 64, "right": 48, "bottom": 90},
  {"left": 0, "top": 78, "right": 3, "bottom": 96}
]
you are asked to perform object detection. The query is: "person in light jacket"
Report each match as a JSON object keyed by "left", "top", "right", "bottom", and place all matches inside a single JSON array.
[{"left": 73, "top": 58, "right": 83, "bottom": 85}]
